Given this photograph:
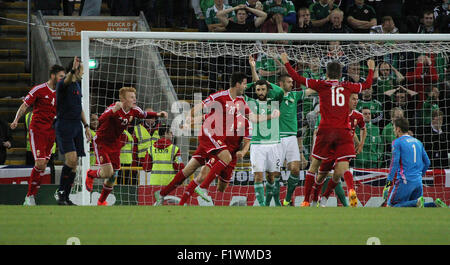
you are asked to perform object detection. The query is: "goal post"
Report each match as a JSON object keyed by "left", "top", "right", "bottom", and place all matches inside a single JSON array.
[{"left": 79, "top": 31, "right": 450, "bottom": 206}]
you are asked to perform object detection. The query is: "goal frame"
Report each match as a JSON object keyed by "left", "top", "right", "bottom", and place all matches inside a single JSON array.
[{"left": 80, "top": 31, "right": 450, "bottom": 206}]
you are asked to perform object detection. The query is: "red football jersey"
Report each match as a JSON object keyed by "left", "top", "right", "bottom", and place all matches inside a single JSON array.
[
  {"left": 285, "top": 62, "right": 373, "bottom": 129},
  {"left": 95, "top": 103, "right": 157, "bottom": 151},
  {"left": 349, "top": 110, "right": 365, "bottom": 136},
  {"left": 23, "top": 82, "right": 56, "bottom": 131},
  {"left": 201, "top": 89, "right": 250, "bottom": 138},
  {"left": 226, "top": 113, "right": 252, "bottom": 153}
]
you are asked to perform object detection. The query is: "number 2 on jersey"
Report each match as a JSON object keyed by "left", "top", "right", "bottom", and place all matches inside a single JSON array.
[{"left": 331, "top": 86, "right": 345, "bottom": 107}]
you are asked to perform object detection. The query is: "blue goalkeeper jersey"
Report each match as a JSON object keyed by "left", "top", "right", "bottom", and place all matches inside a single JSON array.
[{"left": 387, "top": 135, "right": 430, "bottom": 183}]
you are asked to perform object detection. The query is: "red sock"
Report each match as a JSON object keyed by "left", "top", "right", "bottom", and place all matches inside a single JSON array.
[
  {"left": 200, "top": 159, "right": 227, "bottom": 189},
  {"left": 322, "top": 178, "right": 339, "bottom": 198},
  {"left": 27, "top": 167, "right": 42, "bottom": 197},
  {"left": 311, "top": 175, "right": 325, "bottom": 202},
  {"left": 179, "top": 180, "right": 199, "bottom": 205},
  {"left": 98, "top": 184, "right": 113, "bottom": 203},
  {"left": 343, "top": 170, "right": 354, "bottom": 191},
  {"left": 303, "top": 171, "right": 316, "bottom": 203},
  {"left": 88, "top": 169, "right": 99, "bottom": 179},
  {"left": 160, "top": 170, "right": 187, "bottom": 196}
]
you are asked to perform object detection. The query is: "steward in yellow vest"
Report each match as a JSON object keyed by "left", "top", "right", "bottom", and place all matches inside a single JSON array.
[
  {"left": 133, "top": 114, "right": 160, "bottom": 164},
  {"left": 142, "top": 125, "right": 184, "bottom": 186},
  {"left": 117, "top": 129, "right": 136, "bottom": 185}
]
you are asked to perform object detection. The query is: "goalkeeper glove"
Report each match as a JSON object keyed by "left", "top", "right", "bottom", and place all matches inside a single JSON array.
[{"left": 382, "top": 180, "right": 392, "bottom": 201}]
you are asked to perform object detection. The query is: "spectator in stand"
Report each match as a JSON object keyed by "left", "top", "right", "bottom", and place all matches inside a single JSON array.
[
  {"left": 419, "top": 86, "right": 441, "bottom": 126},
  {"left": 262, "top": 9, "right": 289, "bottom": 34},
  {"left": 356, "top": 85, "right": 384, "bottom": 127},
  {"left": 263, "top": 0, "right": 297, "bottom": 29},
  {"left": 382, "top": 85, "right": 418, "bottom": 128},
  {"left": 343, "top": 62, "right": 366, "bottom": 83},
  {"left": 417, "top": 10, "right": 437, "bottom": 33},
  {"left": 419, "top": 110, "right": 449, "bottom": 168},
  {"left": 434, "top": 0, "right": 450, "bottom": 33},
  {"left": 354, "top": 107, "right": 382, "bottom": 169},
  {"left": 291, "top": 7, "right": 315, "bottom": 33},
  {"left": 373, "top": 61, "right": 405, "bottom": 100},
  {"left": 321, "top": 8, "right": 352, "bottom": 33},
  {"left": 319, "top": 41, "right": 349, "bottom": 70},
  {"left": 380, "top": 107, "right": 405, "bottom": 166},
  {"left": 346, "top": 0, "right": 377, "bottom": 33},
  {"left": 370, "top": 16, "right": 399, "bottom": 33},
  {"left": 406, "top": 55, "right": 439, "bottom": 109},
  {"left": 206, "top": 0, "right": 235, "bottom": 32},
  {"left": 309, "top": 0, "right": 339, "bottom": 31},
  {"left": 218, "top": 4, "right": 267, "bottom": 32},
  {"left": 0, "top": 117, "right": 12, "bottom": 165}
]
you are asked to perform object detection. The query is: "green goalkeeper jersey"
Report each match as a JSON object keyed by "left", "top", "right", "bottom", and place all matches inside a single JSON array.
[{"left": 279, "top": 89, "right": 305, "bottom": 138}]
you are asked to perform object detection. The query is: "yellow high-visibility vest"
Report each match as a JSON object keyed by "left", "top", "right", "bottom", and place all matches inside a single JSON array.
[
  {"left": 120, "top": 130, "right": 134, "bottom": 165},
  {"left": 89, "top": 129, "right": 96, "bottom": 166},
  {"left": 149, "top": 144, "right": 179, "bottom": 186},
  {"left": 134, "top": 124, "right": 159, "bottom": 159},
  {"left": 25, "top": 112, "right": 56, "bottom": 154}
]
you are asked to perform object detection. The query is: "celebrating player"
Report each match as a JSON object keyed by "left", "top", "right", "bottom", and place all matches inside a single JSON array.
[
  {"left": 281, "top": 52, "right": 375, "bottom": 207},
  {"left": 311, "top": 93, "right": 367, "bottom": 207},
  {"left": 85, "top": 86, "right": 167, "bottom": 206},
  {"left": 10, "top": 64, "right": 66, "bottom": 206}
]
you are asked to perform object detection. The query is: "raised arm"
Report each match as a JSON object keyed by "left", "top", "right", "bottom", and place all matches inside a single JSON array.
[{"left": 246, "top": 6, "right": 267, "bottom": 28}]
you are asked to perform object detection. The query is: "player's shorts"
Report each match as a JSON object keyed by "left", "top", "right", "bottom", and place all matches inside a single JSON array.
[
  {"left": 250, "top": 143, "right": 281, "bottom": 173},
  {"left": 206, "top": 155, "right": 237, "bottom": 183},
  {"left": 29, "top": 127, "right": 55, "bottom": 160},
  {"left": 388, "top": 179, "right": 423, "bottom": 207},
  {"left": 192, "top": 132, "right": 227, "bottom": 165},
  {"left": 279, "top": 136, "right": 301, "bottom": 164},
  {"left": 92, "top": 139, "right": 121, "bottom": 171},
  {"left": 312, "top": 128, "right": 355, "bottom": 162},
  {"left": 55, "top": 119, "right": 85, "bottom": 156}
]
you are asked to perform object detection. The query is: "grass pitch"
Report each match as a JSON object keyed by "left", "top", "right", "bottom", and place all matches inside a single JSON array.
[{"left": 0, "top": 206, "right": 448, "bottom": 245}]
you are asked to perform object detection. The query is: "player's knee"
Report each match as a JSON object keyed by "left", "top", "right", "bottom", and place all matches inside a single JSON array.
[
  {"left": 105, "top": 171, "right": 117, "bottom": 186},
  {"left": 291, "top": 169, "right": 300, "bottom": 177},
  {"left": 218, "top": 150, "right": 232, "bottom": 164}
]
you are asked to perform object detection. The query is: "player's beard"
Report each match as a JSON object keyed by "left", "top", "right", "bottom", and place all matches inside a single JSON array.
[{"left": 257, "top": 94, "right": 267, "bottom": 101}]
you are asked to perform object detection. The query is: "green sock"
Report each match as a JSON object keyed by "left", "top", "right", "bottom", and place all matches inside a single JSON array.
[
  {"left": 321, "top": 177, "right": 330, "bottom": 194},
  {"left": 285, "top": 174, "right": 299, "bottom": 203},
  {"left": 334, "top": 182, "right": 348, "bottom": 207},
  {"left": 265, "top": 182, "right": 274, "bottom": 206},
  {"left": 273, "top": 178, "right": 281, "bottom": 206},
  {"left": 254, "top": 182, "right": 265, "bottom": 206}
]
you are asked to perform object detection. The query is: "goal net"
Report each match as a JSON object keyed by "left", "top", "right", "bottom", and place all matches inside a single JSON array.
[{"left": 77, "top": 32, "right": 450, "bottom": 207}]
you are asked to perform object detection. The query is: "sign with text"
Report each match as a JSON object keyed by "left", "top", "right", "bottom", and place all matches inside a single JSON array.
[{"left": 46, "top": 20, "right": 138, "bottom": 40}]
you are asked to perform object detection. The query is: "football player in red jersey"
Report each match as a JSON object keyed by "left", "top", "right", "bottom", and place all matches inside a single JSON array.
[
  {"left": 85, "top": 86, "right": 167, "bottom": 205},
  {"left": 281, "top": 52, "right": 375, "bottom": 207},
  {"left": 11, "top": 65, "right": 66, "bottom": 206}
]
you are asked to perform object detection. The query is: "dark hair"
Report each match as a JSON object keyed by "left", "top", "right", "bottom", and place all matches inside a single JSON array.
[
  {"left": 230, "top": 72, "right": 247, "bottom": 87},
  {"left": 381, "top": 16, "right": 393, "bottom": 24},
  {"left": 254, "top": 79, "right": 269, "bottom": 88},
  {"left": 278, "top": 74, "right": 291, "bottom": 83},
  {"left": 326, "top": 61, "right": 342, "bottom": 79},
  {"left": 432, "top": 109, "right": 443, "bottom": 119},
  {"left": 393, "top": 117, "right": 409, "bottom": 133},
  {"left": 423, "top": 10, "right": 434, "bottom": 17},
  {"left": 49, "top": 64, "right": 65, "bottom": 77},
  {"left": 158, "top": 123, "right": 171, "bottom": 136}
]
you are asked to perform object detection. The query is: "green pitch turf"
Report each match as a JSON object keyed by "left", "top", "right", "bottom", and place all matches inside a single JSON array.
[{"left": 0, "top": 206, "right": 448, "bottom": 245}]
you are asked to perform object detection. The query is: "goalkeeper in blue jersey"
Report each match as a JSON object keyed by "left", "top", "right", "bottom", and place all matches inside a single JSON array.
[{"left": 383, "top": 117, "right": 447, "bottom": 207}]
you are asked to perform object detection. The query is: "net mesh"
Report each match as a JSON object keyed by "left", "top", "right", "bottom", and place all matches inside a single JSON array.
[{"left": 82, "top": 36, "right": 450, "bottom": 207}]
